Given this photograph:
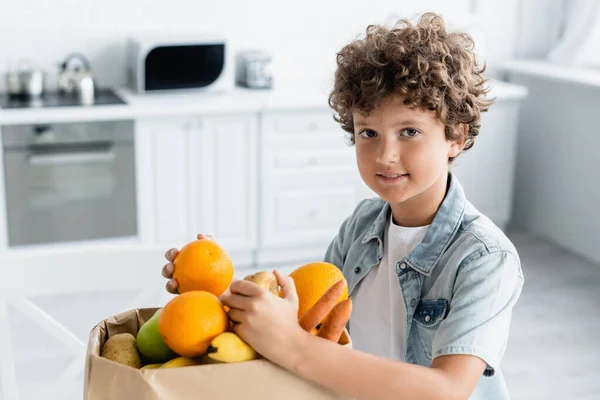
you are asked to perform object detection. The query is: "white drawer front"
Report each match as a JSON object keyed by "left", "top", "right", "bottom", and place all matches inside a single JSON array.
[
  {"left": 260, "top": 184, "right": 359, "bottom": 248},
  {"left": 262, "top": 111, "right": 348, "bottom": 151},
  {"left": 270, "top": 132, "right": 348, "bottom": 152},
  {"left": 276, "top": 187, "right": 355, "bottom": 231},
  {"left": 273, "top": 149, "right": 355, "bottom": 170},
  {"left": 269, "top": 111, "right": 340, "bottom": 135}
]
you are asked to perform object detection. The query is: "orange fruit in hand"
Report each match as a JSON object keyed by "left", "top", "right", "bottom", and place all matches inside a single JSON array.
[
  {"left": 159, "top": 291, "right": 229, "bottom": 358},
  {"left": 288, "top": 261, "right": 348, "bottom": 318},
  {"left": 173, "top": 239, "right": 234, "bottom": 296}
]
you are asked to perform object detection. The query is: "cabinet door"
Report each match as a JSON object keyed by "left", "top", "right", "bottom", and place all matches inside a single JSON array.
[
  {"left": 135, "top": 118, "right": 192, "bottom": 246},
  {"left": 188, "top": 114, "right": 258, "bottom": 267}
]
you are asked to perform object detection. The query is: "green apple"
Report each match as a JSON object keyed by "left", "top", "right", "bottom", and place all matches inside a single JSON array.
[{"left": 136, "top": 308, "right": 177, "bottom": 363}]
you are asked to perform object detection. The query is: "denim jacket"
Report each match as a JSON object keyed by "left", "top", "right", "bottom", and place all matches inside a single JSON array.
[{"left": 324, "top": 173, "right": 524, "bottom": 399}]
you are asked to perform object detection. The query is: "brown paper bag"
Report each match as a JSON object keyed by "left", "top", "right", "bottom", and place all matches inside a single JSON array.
[{"left": 84, "top": 307, "right": 353, "bottom": 400}]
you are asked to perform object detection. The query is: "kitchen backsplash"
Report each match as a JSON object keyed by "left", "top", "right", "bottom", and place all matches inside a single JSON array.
[{"left": 0, "top": 0, "right": 474, "bottom": 92}]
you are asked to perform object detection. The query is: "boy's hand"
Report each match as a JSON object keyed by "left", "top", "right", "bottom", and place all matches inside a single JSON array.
[
  {"left": 221, "top": 270, "right": 307, "bottom": 366},
  {"left": 161, "top": 233, "right": 214, "bottom": 294}
]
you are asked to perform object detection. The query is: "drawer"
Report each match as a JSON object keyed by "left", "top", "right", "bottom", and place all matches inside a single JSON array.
[
  {"left": 269, "top": 131, "right": 349, "bottom": 153},
  {"left": 273, "top": 149, "right": 355, "bottom": 170},
  {"left": 273, "top": 186, "right": 356, "bottom": 232},
  {"left": 262, "top": 111, "right": 350, "bottom": 154},
  {"left": 259, "top": 177, "right": 369, "bottom": 249},
  {"left": 264, "top": 111, "right": 340, "bottom": 135}
]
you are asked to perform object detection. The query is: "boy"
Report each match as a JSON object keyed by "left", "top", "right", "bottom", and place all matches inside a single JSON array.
[{"left": 162, "top": 12, "right": 523, "bottom": 399}]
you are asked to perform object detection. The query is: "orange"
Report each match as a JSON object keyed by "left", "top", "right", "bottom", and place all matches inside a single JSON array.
[
  {"left": 173, "top": 239, "right": 234, "bottom": 296},
  {"left": 288, "top": 261, "right": 348, "bottom": 318},
  {"left": 159, "top": 291, "right": 229, "bottom": 358}
]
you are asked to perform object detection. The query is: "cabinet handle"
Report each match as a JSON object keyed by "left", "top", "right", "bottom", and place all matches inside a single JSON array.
[{"left": 184, "top": 119, "right": 203, "bottom": 130}]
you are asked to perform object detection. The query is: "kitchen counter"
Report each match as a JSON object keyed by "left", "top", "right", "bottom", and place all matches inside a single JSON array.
[
  {"left": 498, "top": 59, "right": 600, "bottom": 89},
  {"left": 0, "top": 88, "right": 265, "bottom": 125},
  {"left": 0, "top": 79, "right": 527, "bottom": 126}
]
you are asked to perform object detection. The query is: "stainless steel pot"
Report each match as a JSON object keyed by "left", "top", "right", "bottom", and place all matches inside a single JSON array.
[{"left": 4, "top": 61, "right": 45, "bottom": 97}]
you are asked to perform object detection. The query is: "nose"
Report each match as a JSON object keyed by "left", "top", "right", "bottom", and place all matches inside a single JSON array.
[{"left": 376, "top": 137, "right": 400, "bottom": 165}]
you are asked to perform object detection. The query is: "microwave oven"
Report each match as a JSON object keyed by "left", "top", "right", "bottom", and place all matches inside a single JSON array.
[{"left": 126, "top": 34, "right": 233, "bottom": 94}]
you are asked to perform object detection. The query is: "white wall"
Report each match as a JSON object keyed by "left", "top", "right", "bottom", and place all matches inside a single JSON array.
[
  {"left": 0, "top": 0, "right": 473, "bottom": 93},
  {"left": 0, "top": 0, "right": 573, "bottom": 92}
]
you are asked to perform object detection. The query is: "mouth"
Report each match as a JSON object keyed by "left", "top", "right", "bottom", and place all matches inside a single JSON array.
[{"left": 376, "top": 172, "right": 409, "bottom": 183}]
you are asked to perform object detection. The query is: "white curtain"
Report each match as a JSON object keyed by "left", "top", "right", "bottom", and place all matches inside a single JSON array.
[{"left": 546, "top": 0, "right": 600, "bottom": 68}]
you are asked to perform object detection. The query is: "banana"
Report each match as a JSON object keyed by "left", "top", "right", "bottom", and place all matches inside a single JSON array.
[
  {"left": 159, "top": 356, "right": 198, "bottom": 368},
  {"left": 206, "top": 332, "right": 258, "bottom": 363},
  {"left": 140, "top": 363, "right": 163, "bottom": 370},
  {"left": 196, "top": 354, "right": 223, "bottom": 365}
]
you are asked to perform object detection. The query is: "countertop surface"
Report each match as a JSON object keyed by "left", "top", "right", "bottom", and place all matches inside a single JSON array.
[
  {"left": 499, "top": 59, "right": 600, "bottom": 88},
  {"left": 0, "top": 79, "right": 528, "bottom": 126}
]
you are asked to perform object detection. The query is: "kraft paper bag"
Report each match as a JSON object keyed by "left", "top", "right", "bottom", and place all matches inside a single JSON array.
[{"left": 84, "top": 308, "right": 353, "bottom": 400}]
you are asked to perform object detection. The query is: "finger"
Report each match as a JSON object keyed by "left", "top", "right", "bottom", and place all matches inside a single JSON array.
[
  {"left": 166, "top": 278, "right": 179, "bottom": 294},
  {"left": 162, "top": 262, "right": 174, "bottom": 279},
  {"left": 221, "top": 293, "right": 252, "bottom": 311},
  {"left": 274, "top": 269, "right": 298, "bottom": 307},
  {"left": 197, "top": 234, "right": 215, "bottom": 241},
  {"left": 229, "top": 279, "right": 265, "bottom": 297},
  {"left": 165, "top": 248, "right": 178, "bottom": 262},
  {"left": 231, "top": 321, "right": 248, "bottom": 340},
  {"left": 227, "top": 308, "right": 246, "bottom": 324}
]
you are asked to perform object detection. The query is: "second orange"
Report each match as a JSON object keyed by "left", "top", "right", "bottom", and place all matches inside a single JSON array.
[{"left": 173, "top": 238, "right": 234, "bottom": 296}]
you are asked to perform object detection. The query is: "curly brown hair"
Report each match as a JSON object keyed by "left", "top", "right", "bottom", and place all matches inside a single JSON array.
[{"left": 328, "top": 12, "right": 494, "bottom": 157}]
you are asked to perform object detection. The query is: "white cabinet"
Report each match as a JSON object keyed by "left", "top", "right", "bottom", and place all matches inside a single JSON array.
[
  {"left": 451, "top": 98, "right": 523, "bottom": 231},
  {"left": 136, "top": 110, "right": 370, "bottom": 269},
  {"left": 135, "top": 114, "right": 258, "bottom": 268},
  {"left": 133, "top": 85, "right": 524, "bottom": 270},
  {"left": 256, "top": 110, "right": 372, "bottom": 265}
]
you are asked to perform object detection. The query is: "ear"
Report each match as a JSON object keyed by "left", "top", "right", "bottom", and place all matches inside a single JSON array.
[{"left": 448, "top": 124, "right": 468, "bottom": 158}]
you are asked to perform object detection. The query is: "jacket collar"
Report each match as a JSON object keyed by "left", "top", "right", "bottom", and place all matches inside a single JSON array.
[{"left": 360, "top": 173, "right": 466, "bottom": 276}]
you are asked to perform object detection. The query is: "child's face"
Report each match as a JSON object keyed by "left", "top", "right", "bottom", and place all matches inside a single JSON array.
[{"left": 352, "top": 95, "right": 464, "bottom": 206}]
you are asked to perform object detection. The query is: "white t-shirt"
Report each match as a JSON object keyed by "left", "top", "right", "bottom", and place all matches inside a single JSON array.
[{"left": 349, "top": 216, "right": 430, "bottom": 361}]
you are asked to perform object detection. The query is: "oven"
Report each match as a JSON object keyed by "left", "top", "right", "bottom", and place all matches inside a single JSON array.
[{"left": 2, "top": 120, "right": 137, "bottom": 246}]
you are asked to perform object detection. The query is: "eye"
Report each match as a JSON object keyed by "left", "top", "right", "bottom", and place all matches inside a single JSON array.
[
  {"left": 359, "top": 129, "right": 377, "bottom": 139},
  {"left": 400, "top": 128, "right": 420, "bottom": 137}
]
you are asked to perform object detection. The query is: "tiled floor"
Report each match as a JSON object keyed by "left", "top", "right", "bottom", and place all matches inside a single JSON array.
[
  {"left": 4, "top": 230, "right": 600, "bottom": 399},
  {"left": 501, "top": 231, "right": 600, "bottom": 400}
]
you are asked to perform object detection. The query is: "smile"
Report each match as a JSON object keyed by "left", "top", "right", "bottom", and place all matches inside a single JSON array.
[{"left": 376, "top": 173, "right": 409, "bottom": 183}]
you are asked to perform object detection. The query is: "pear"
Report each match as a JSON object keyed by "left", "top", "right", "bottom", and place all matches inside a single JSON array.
[{"left": 136, "top": 308, "right": 177, "bottom": 363}]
